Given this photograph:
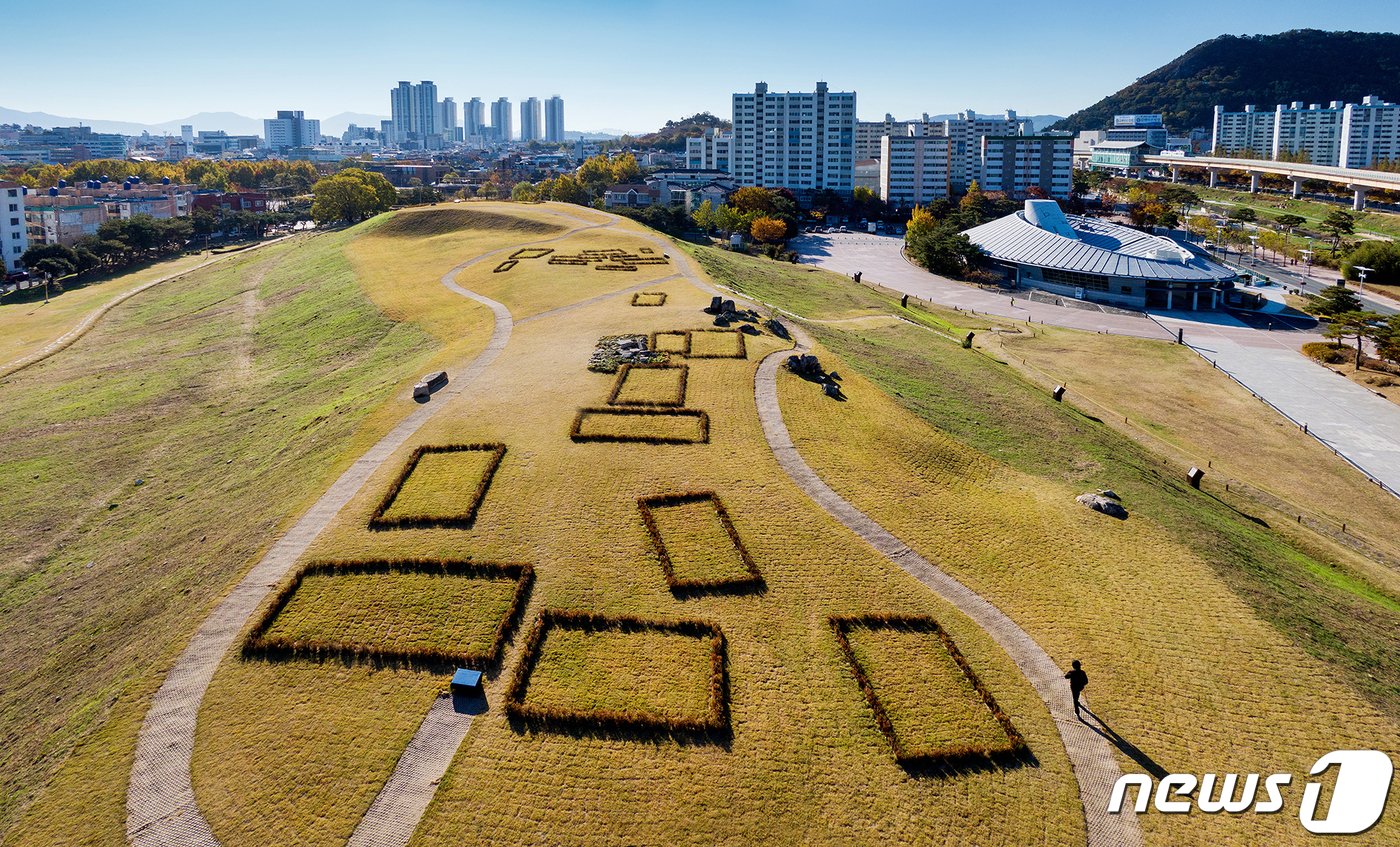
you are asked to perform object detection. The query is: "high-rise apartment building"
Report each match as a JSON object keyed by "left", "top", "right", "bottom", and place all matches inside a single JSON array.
[
  {"left": 491, "top": 98, "right": 513, "bottom": 142},
  {"left": 1341, "top": 95, "right": 1400, "bottom": 169},
  {"left": 685, "top": 128, "right": 734, "bottom": 171},
  {"left": 545, "top": 96, "right": 565, "bottom": 143},
  {"left": 262, "top": 110, "right": 321, "bottom": 151},
  {"left": 854, "top": 114, "right": 942, "bottom": 160},
  {"left": 1270, "top": 101, "right": 1345, "bottom": 164},
  {"left": 465, "top": 98, "right": 486, "bottom": 138},
  {"left": 730, "top": 81, "right": 855, "bottom": 197},
  {"left": 440, "top": 97, "right": 460, "bottom": 143},
  {"left": 1211, "top": 104, "right": 1275, "bottom": 157},
  {"left": 390, "top": 80, "right": 442, "bottom": 148},
  {"left": 520, "top": 97, "right": 543, "bottom": 143},
  {"left": 879, "top": 134, "right": 951, "bottom": 207},
  {"left": 979, "top": 135, "right": 1074, "bottom": 199},
  {"left": 943, "top": 110, "right": 1019, "bottom": 192},
  {"left": 1, "top": 181, "right": 28, "bottom": 274}
]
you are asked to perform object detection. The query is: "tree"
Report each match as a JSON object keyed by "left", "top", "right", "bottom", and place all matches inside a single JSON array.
[
  {"left": 729, "top": 186, "right": 775, "bottom": 215},
  {"left": 1342, "top": 240, "right": 1400, "bottom": 284},
  {"left": 691, "top": 199, "right": 716, "bottom": 232},
  {"left": 311, "top": 174, "right": 377, "bottom": 223},
  {"left": 713, "top": 204, "right": 744, "bottom": 235},
  {"left": 1310, "top": 283, "right": 1362, "bottom": 318},
  {"left": 1320, "top": 210, "right": 1355, "bottom": 254},
  {"left": 610, "top": 153, "right": 642, "bottom": 184},
  {"left": 906, "top": 219, "right": 982, "bottom": 277},
  {"left": 1275, "top": 213, "right": 1306, "bottom": 230},
  {"left": 905, "top": 205, "right": 937, "bottom": 242},
  {"left": 1372, "top": 314, "right": 1400, "bottom": 364},
  {"left": 511, "top": 181, "right": 538, "bottom": 202},
  {"left": 1227, "top": 206, "right": 1256, "bottom": 223},
  {"left": 750, "top": 216, "right": 788, "bottom": 243},
  {"left": 1322, "top": 310, "right": 1382, "bottom": 371},
  {"left": 548, "top": 175, "right": 590, "bottom": 206},
  {"left": 22, "top": 243, "right": 79, "bottom": 279},
  {"left": 958, "top": 180, "right": 988, "bottom": 224}
]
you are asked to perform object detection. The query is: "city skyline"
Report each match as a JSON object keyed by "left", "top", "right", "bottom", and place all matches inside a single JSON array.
[{"left": 10, "top": 0, "right": 1400, "bottom": 134}]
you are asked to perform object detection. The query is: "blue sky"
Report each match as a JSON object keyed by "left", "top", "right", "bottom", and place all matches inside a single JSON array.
[{"left": 10, "top": 0, "right": 1400, "bottom": 132}]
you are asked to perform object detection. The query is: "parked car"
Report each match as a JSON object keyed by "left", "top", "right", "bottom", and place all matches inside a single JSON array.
[{"left": 838, "top": 225, "right": 849, "bottom": 233}]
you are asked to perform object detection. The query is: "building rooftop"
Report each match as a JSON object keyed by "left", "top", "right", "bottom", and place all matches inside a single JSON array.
[{"left": 964, "top": 201, "right": 1236, "bottom": 282}]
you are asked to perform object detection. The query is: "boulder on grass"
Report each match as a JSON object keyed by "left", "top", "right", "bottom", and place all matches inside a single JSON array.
[{"left": 1076, "top": 493, "right": 1128, "bottom": 520}]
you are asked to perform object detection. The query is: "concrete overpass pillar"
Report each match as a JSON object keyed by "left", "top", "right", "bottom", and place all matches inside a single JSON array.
[
  {"left": 1351, "top": 185, "right": 1367, "bottom": 211},
  {"left": 1208, "top": 168, "right": 1219, "bottom": 188},
  {"left": 1170, "top": 166, "right": 1179, "bottom": 184},
  {"left": 1249, "top": 172, "right": 1261, "bottom": 193},
  {"left": 1291, "top": 178, "right": 1304, "bottom": 199}
]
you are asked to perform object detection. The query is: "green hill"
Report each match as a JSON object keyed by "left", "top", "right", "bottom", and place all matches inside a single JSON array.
[
  {"left": 1050, "top": 30, "right": 1400, "bottom": 133},
  {"left": 628, "top": 112, "right": 731, "bottom": 151}
]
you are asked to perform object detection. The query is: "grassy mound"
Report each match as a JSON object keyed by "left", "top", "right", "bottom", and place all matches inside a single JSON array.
[{"left": 369, "top": 206, "right": 565, "bottom": 239}]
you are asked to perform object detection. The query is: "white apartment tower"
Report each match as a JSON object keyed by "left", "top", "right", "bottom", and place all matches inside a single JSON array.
[
  {"left": 1211, "top": 104, "right": 1275, "bottom": 157},
  {"left": 879, "top": 134, "right": 951, "bottom": 207},
  {"left": 440, "top": 97, "right": 460, "bottom": 143},
  {"left": 944, "top": 110, "right": 1019, "bottom": 192},
  {"left": 491, "top": 97, "right": 513, "bottom": 142},
  {"left": 390, "top": 81, "right": 442, "bottom": 147},
  {"left": 855, "top": 114, "right": 940, "bottom": 161},
  {"left": 685, "top": 128, "right": 734, "bottom": 171},
  {"left": 545, "top": 96, "right": 565, "bottom": 143},
  {"left": 520, "top": 97, "right": 543, "bottom": 143},
  {"left": 979, "top": 135, "right": 1074, "bottom": 199},
  {"left": 1272, "top": 101, "right": 1344, "bottom": 164},
  {"left": 1, "top": 182, "right": 28, "bottom": 274},
  {"left": 465, "top": 98, "right": 486, "bottom": 138},
  {"left": 1341, "top": 96, "right": 1400, "bottom": 169},
  {"left": 262, "top": 110, "right": 321, "bottom": 151},
  {"left": 730, "top": 81, "right": 855, "bottom": 197}
]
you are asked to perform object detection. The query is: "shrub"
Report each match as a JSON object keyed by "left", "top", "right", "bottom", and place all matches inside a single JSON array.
[
  {"left": 503, "top": 609, "right": 729, "bottom": 738},
  {"left": 242, "top": 559, "right": 534, "bottom": 670},
  {"left": 828, "top": 614, "right": 1028, "bottom": 771},
  {"left": 606, "top": 364, "right": 689, "bottom": 407},
  {"left": 1303, "top": 341, "right": 1351, "bottom": 365},
  {"left": 493, "top": 260, "right": 518, "bottom": 273},
  {"left": 369, "top": 443, "right": 506, "bottom": 530},
  {"left": 569, "top": 408, "right": 709, "bottom": 444},
  {"left": 636, "top": 492, "right": 762, "bottom": 595},
  {"left": 509, "top": 247, "right": 555, "bottom": 260}
]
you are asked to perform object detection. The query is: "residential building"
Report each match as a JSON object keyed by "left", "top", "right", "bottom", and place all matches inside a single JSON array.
[
  {"left": 1211, "top": 104, "right": 1275, "bottom": 157},
  {"left": 262, "top": 110, "right": 321, "bottom": 151},
  {"left": 943, "top": 110, "right": 1019, "bottom": 192},
  {"left": 1273, "top": 101, "right": 1344, "bottom": 164},
  {"left": 191, "top": 191, "right": 269, "bottom": 214},
  {"left": 23, "top": 180, "right": 196, "bottom": 246},
  {"left": 979, "top": 135, "right": 1073, "bottom": 199},
  {"left": 11, "top": 126, "right": 128, "bottom": 162},
  {"left": 491, "top": 97, "right": 513, "bottom": 142},
  {"left": 730, "top": 81, "right": 856, "bottom": 199},
  {"left": 1341, "top": 95, "right": 1400, "bottom": 169},
  {"left": 25, "top": 203, "right": 105, "bottom": 247},
  {"left": 1073, "top": 130, "right": 1106, "bottom": 167},
  {"left": 685, "top": 128, "right": 734, "bottom": 171},
  {"left": 520, "top": 97, "right": 543, "bottom": 143},
  {"left": 440, "top": 97, "right": 460, "bottom": 143},
  {"left": 1, "top": 181, "right": 27, "bottom": 273},
  {"left": 192, "top": 131, "right": 260, "bottom": 155},
  {"left": 390, "top": 81, "right": 442, "bottom": 148},
  {"left": 854, "top": 159, "right": 880, "bottom": 196},
  {"left": 602, "top": 184, "right": 660, "bottom": 208},
  {"left": 181, "top": 125, "right": 194, "bottom": 146},
  {"left": 465, "top": 98, "right": 486, "bottom": 137},
  {"left": 879, "top": 133, "right": 951, "bottom": 207},
  {"left": 965, "top": 199, "right": 1235, "bottom": 311},
  {"left": 545, "top": 96, "right": 565, "bottom": 143}
]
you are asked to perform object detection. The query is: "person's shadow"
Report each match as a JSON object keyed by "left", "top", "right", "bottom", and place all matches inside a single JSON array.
[{"left": 1079, "top": 706, "right": 1168, "bottom": 779}]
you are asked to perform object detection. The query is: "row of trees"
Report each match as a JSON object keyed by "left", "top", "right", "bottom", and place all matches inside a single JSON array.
[
  {"left": 1310, "top": 285, "right": 1400, "bottom": 369},
  {"left": 21, "top": 216, "right": 195, "bottom": 283},
  {"left": 4, "top": 158, "right": 323, "bottom": 193},
  {"left": 691, "top": 186, "right": 801, "bottom": 243}
]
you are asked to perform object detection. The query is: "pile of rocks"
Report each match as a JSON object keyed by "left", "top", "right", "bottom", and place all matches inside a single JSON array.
[
  {"left": 705, "top": 296, "right": 762, "bottom": 328},
  {"left": 1075, "top": 489, "right": 1128, "bottom": 520},
  {"left": 787, "top": 353, "right": 844, "bottom": 399},
  {"left": 588, "top": 335, "right": 667, "bottom": 373}
]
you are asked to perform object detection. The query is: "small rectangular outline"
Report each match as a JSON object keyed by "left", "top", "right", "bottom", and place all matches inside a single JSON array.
[
  {"left": 637, "top": 491, "right": 763, "bottom": 594},
  {"left": 606, "top": 363, "right": 689, "bottom": 408},
  {"left": 569, "top": 408, "right": 709, "bottom": 445},
  {"left": 369, "top": 443, "right": 507, "bottom": 530}
]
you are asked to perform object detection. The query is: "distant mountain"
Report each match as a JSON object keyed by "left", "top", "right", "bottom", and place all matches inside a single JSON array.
[
  {"left": 1050, "top": 30, "right": 1400, "bottom": 133},
  {"left": 0, "top": 106, "right": 264, "bottom": 136},
  {"left": 565, "top": 130, "right": 623, "bottom": 141},
  {"left": 631, "top": 113, "right": 731, "bottom": 151}
]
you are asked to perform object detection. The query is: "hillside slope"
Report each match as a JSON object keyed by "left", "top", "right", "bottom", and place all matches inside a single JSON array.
[{"left": 1051, "top": 29, "right": 1400, "bottom": 132}]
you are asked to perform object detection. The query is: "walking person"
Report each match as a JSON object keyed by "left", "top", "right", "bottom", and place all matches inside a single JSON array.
[{"left": 1065, "top": 660, "right": 1088, "bottom": 717}]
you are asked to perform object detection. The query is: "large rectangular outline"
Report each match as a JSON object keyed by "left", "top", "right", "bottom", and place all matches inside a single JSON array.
[
  {"left": 369, "top": 443, "right": 506, "bottom": 530},
  {"left": 504, "top": 609, "right": 729, "bottom": 739},
  {"left": 685, "top": 328, "right": 748, "bottom": 359},
  {"left": 242, "top": 558, "right": 534, "bottom": 670},
  {"left": 569, "top": 407, "right": 709, "bottom": 445},
  {"left": 606, "top": 363, "right": 689, "bottom": 408},
  {"left": 637, "top": 491, "right": 763, "bottom": 595},
  {"left": 828, "top": 614, "right": 1028, "bottom": 771}
]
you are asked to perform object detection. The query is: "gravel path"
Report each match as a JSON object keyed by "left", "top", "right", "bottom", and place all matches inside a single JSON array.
[{"left": 751, "top": 321, "right": 1143, "bottom": 847}]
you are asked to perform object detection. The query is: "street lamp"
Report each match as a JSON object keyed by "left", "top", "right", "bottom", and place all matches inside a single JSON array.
[
  {"left": 1354, "top": 265, "right": 1374, "bottom": 293},
  {"left": 1300, "top": 249, "right": 1314, "bottom": 278},
  {"left": 1248, "top": 234, "right": 1259, "bottom": 265}
]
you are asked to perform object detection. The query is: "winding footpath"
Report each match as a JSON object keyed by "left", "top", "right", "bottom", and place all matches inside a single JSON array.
[
  {"left": 751, "top": 320, "right": 1142, "bottom": 847},
  {"left": 125, "top": 213, "right": 605, "bottom": 847}
]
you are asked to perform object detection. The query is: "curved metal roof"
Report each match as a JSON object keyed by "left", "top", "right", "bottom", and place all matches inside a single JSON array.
[{"left": 964, "top": 206, "right": 1236, "bottom": 282}]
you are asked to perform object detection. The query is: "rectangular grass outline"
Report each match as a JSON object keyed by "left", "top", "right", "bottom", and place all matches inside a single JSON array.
[
  {"left": 504, "top": 609, "right": 729, "bottom": 737},
  {"left": 606, "top": 363, "right": 689, "bottom": 407},
  {"left": 828, "top": 614, "right": 1027, "bottom": 769},
  {"left": 687, "top": 329, "right": 747, "bottom": 359},
  {"left": 637, "top": 492, "right": 762, "bottom": 593},
  {"left": 369, "top": 443, "right": 506, "bottom": 530},
  {"left": 631, "top": 291, "right": 667, "bottom": 306},
  {"left": 242, "top": 558, "right": 534, "bottom": 669},
  {"left": 569, "top": 408, "right": 709, "bottom": 444}
]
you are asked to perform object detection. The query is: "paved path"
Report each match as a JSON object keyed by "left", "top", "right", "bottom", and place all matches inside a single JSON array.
[
  {"left": 125, "top": 213, "right": 603, "bottom": 847},
  {"left": 0, "top": 237, "right": 293, "bottom": 382},
  {"left": 752, "top": 321, "right": 1141, "bottom": 847},
  {"left": 1152, "top": 310, "right": 1400, "bottom": 492},
  {"left": 794, "top": 232, "right": 1173, "bottom": 339}
]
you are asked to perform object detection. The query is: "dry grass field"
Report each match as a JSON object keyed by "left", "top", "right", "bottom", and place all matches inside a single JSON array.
[
  {"left": 609, "top": 363, "right": 688, "bottom": 406},
  {"left": 642, "top": 494, "right": 754, "bottom": 586},
  {"left": 8, "top": 203, "right": 1398, "bottom": 847}
]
